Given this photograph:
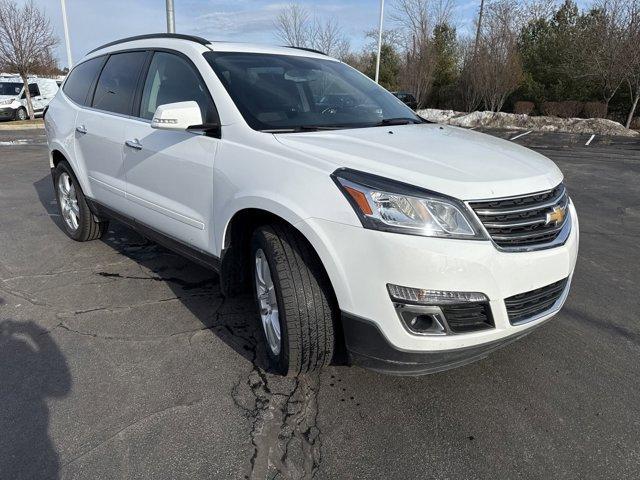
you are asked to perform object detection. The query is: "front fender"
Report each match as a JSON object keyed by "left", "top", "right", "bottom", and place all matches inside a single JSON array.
[
  {"left": 216, "top": 193, "right": 309, "bottom": 253},
  {"left": 216, "top": 194, "right": 357, "bottom": 311}
]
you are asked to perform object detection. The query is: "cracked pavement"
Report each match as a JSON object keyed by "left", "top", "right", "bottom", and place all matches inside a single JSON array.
[{"left": 1, "top": 129, "right": 639, "bottom": 479}]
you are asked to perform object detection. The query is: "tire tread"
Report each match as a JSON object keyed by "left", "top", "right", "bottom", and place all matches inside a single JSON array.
[
  {"left": 54, "top": 160, "right": 109, "bottom": 242},
  {"left": 254, "top": 223, "right": 335, "bottom": 375}
]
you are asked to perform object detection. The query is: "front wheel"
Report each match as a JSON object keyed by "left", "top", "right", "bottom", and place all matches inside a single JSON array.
[
  {"left": 14, "top": 108, "right": 27, "bottom": 121},
  {"left": 251, "top": 224, "right": 336, "bottom": 376}
]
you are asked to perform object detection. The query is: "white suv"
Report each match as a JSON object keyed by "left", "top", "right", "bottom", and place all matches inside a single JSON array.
[{"left": 45, "top": 34, "right": 579, "bottom": 376}]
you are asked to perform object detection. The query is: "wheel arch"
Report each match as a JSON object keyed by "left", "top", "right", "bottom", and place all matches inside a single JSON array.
[
  {"left": 50, "top": 148, "right": 67, "bottom": 169},
  {"left": 220, "top": 206, "right": 348, "bottom": 362},
  {"left": 49, "top": 146, "right": 93, "bottom": 198}
]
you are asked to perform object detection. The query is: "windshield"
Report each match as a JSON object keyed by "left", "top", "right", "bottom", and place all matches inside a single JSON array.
[
  {"left": 0, "top": 82, "right": 22, "bottom": 96},
  {"left": 203, "top": 52, "right": 421, "bottom": 132}
]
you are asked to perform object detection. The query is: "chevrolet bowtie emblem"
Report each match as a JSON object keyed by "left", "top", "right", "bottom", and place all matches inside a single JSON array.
[{"left": 545, "top": 206, "right": 566, "bottom": 226}]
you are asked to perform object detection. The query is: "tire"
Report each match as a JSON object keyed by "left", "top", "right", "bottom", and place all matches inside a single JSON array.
[
  {"left": 15, "top": 108, "right": 27, "bottom": 121},
  {"left": 251, "top": 223, "right": 336, "bottom": 376},
  {"left": 53, "top": 160, "right": 109, "bottom": 241}
]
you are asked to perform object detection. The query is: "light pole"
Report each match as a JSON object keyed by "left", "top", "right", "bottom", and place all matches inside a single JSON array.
[
  {"left": 60, "top": 0, "right": 73, "bottom": 69},
  {"left": 374, "top": 0, "right": 385, "bottom": 84},
  {"left": 166, "top": 0, "right": 176, "bottom": 33}
]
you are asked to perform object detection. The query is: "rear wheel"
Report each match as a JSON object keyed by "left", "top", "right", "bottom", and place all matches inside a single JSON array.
[
  {"left": 53, "top": 161, "right": 109, "bottom": 241},
  {"left": 251, "top": 223, "right": 336, "bottom": 376}
]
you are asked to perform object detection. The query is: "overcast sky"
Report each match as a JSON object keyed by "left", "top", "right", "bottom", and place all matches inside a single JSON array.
[{"left": 21, "top": 0, "right": 589, "bottom": 69}]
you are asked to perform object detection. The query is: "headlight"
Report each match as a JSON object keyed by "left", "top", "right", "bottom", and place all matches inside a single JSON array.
[
  {"left": 332, "top": 168, "right": 485, "bottom": 239},
  {"left": 0, "top": 99, "right": 13, "bottom": 106}
]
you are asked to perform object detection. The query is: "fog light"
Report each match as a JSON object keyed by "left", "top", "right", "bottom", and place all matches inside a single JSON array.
[
  {"left": 387, "top": 284, "right": 488, "bottom": 305},
  {"left": 395, "top": 304, "right": 447, "bottom": 335}
]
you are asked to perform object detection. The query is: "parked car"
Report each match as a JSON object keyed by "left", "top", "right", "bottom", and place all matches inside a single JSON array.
[
  {"left": 45, "top": 34, "right": 578, "bottom": 376},
  {"left": 0, "top": 77, "right": 59, "bottom": 121},
  {"left": 392, "top": 91, "right": 418, "bottom": 110}
]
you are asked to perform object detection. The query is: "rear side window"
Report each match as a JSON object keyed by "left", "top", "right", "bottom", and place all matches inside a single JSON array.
[
  {"left": 92, "top": 51, "right": 146, "bottom": 115},
  {"left": 62, "top": 56, "right": 105, "bottom": 105},
  {"left": 28, "top": 83, "right": 40, "bottom": 97},
  {"left": 139, "top": 51, "right": 217, "bottom": 123}
]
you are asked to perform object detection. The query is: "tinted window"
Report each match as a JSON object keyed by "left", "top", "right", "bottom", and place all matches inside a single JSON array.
[
  {"left": 0, "top": 82, "right": 22, "bottom": 96},
  {"left": 139, "top": 52, "right": 217, "bottom": 123},
  {"left": 62, "top": 57, "right": 105, "bottom": 105},
  {"left": 28, "top": 83, "right": 40, "bottom": 97},
  {"left": 92, "top": 51, "right": 146, "bottom": 115},
  {"left": 204, "top": 52, "right": 418, "bottom": 131}
]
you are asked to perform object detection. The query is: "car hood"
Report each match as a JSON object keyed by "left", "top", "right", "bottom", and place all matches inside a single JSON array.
[
  {"left": 0, "top": 95, "right": 17, "bottom": 102},
  {"left": 274, "top": 124, "right": 563, "bottom": 200}
]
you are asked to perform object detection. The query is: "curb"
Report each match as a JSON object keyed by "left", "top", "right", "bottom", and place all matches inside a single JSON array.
[
  {"left": 0, "top": 122, "right": 44, "bottom": 131},
  {"left": 0, "top": 119, "right": 44, "bottom": 131}
]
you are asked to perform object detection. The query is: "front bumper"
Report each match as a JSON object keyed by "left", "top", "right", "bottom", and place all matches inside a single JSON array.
[
  {"left": 342, "top": 312, "right": 544, "bottom": 375},
  {"left": 297, "top": 202, "right": 579, "bottom": 371},
  {"left": 0, "top": 107, "right": 15, "bottom": 120}
]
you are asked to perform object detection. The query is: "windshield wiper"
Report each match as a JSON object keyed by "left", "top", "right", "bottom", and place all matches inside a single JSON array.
[
  {"left": 376, "top": 117, "right": 423, "bottom": 126},
  {"left": 298, "top": 125, "right": 346, "bottom": 131},
  {"left": 261, "top": 125, "right": 347, "bottom": 133}
]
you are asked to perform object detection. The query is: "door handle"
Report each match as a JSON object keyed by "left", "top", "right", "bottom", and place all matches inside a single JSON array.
[
  {"left": 125, "top": 139, "right": 143, "bottom": 150},
  {"left": 75, "top": 125, "right": 87, "bottom": 134}
]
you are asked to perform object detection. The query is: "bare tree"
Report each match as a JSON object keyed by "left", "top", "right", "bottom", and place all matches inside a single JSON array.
[
  {"left": 391, "top": 0, "right": 455, "bottom": 107},
  {"left": 521, "top": 0, "right": 558, "bottom": 23},
  {"left": 476, "top": 0, "right": 524, "bottom": 111},
  {"left": 274, "top": 3, "right": 351, "bottom": 59},
  {"left": 274, "top": 3, "right": 310, "bottom": 48},
  {"left": 459, "top": 40, "right": 483, "bottom": 112},
  {"left": 32, "top": 47, "right": 63, "bottom": 77},
  {"left": 459, "top": 0, "right": 523, "bottom": 112},
  {"left": 574, "top": 0, "right": 629, "bottom": 114},
  {"left": 0, "top": 0, "right": 57, "bottom": 119},
  {"left": 473, "top": 0, "right": 485, "bottom": 59},
  {"left": 309, "top": 17, "right": 351, "bottom": 59}
]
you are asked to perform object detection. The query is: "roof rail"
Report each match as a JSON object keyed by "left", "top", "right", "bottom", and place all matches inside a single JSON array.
[
  {"left": 88, "top": 33, "right": 211, "bottom": 54},
  {"left": 285, "top": 46, "right": 327, "bottom": 56}
]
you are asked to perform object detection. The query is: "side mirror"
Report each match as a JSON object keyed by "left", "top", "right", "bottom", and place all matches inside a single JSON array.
[{"left": 151, "top": 101, "right": 204, "bottom": 131}]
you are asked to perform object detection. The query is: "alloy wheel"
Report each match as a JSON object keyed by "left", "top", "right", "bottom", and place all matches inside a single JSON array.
[
  {"left": 254, "top": 248, "right": 281, "bottom": 356},
  {"left": 58, "top": 172, "right": 80, "bottom": 231}
]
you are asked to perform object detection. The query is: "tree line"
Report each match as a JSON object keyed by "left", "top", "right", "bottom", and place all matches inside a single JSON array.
[
  {"left": 2, "top": 0, "right": 639, "bottom": 126},
  {"left": 277, "top": 0, "right": 640, "bottom": 128}
]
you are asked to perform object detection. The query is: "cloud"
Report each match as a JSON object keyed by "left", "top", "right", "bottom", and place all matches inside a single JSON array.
[
  {"left": 18, "top": 0, "right": 486, "bottom": 67},
  {"left": 191, "top": 8, "right": 279, "bottom": 38}
]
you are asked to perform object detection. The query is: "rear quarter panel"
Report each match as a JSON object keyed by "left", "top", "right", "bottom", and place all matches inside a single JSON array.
[{"left": 45, "top": 94, "right": 85, "bottom": 190}]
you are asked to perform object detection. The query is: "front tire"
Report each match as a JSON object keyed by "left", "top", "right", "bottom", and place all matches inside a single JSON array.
[
  {"left": 251, "top": 223, "right": 336, "bottom": 376},
  {"left": 53, "top": 161, "right": 109, "bottom": 241},
  {"left": 14, "top": 108, "right": 27, "bottom": 121}
]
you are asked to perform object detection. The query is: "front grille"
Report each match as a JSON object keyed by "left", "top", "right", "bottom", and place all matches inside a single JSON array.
[
  {"left": 505, "top": 278, "right": 568, "bottom": 325},
  {"left": 469, "top": 183, "right": 569, "bottom": 250},
  {"left": 441, "top": 302, "right": 494, "bottom": 333}
]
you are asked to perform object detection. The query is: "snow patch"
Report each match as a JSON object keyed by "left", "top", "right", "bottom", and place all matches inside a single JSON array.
[{"left": 418, "top": 109, "right": 640, "bottom": 137}]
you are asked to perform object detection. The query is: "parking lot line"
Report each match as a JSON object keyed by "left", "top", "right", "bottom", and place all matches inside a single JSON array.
[
  {"left": 586, "top": 134, "right": 596, "bottom": 146},
  {"left": 510, "top": 130, "right": 532, "bottom": 141}
]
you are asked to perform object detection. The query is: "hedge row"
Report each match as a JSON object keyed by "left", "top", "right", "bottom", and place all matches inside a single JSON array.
[{"left": 514, "top": 100, "right": 608, "bottom": 119}]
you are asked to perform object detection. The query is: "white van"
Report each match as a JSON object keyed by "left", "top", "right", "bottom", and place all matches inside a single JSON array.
[{"left": 0, "top": 77, "right": 59, "bottom": 121}]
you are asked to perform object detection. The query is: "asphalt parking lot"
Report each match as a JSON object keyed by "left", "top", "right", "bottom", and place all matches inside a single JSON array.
[{"left": 1, "top": 127, "right": 639, "bottom": 480}]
